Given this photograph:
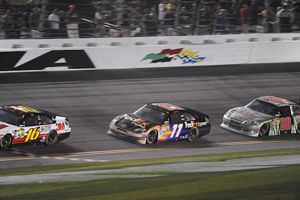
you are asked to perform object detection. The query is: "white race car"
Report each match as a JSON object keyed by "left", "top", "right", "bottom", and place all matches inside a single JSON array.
[{"left": 0, "top": 105, "right": 71, "bottom": 149}]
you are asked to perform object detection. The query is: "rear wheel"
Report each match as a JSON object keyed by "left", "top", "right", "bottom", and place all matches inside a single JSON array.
[
  {"left": 188, "top": 127, "right": 199, "bottom": 142},
  {"left": 0, "top": 134, "right": 12, "bottom": 149},
  {"left": 146, "top": 130, "right": 158, "bottom": 144},
  {"left": 259, "top": 123, "right": 269, "bottom": 137},
  {"left": 297, "top": 123, "right": 300, "bottom": 134},
  {"left": 45, "top": 131, "right": 58, "bottom": 146}
]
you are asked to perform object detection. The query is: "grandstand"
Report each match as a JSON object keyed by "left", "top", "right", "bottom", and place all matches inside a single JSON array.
[{"left": 0, "top": 0, "right": 299, "bottom": 39}]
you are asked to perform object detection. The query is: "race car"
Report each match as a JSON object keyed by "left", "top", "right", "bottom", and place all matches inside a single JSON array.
[
  {"left": 220, "top": 96, "right": 300, "bottom": 137},
  {"left": 108, "top": 103, "right": 211, "bottom": 144},
  {"left": 0, "top": 105, "right": 71, "bottom": 149}
]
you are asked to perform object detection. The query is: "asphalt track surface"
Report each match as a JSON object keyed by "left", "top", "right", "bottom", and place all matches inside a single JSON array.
[{"left": 0, "top": 63, "right": 300, "bottom": 168}]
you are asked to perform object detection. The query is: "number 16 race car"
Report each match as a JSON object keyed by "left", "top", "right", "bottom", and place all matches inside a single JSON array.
[
  {"left": 221, "top": 96, "right": 300, "bottom": 137},
  {"left": 0, "top": 105, "right": 71, "bottom": 149},
  {"left": 108, "top": 103, "right": 211, "bottom": 144}
]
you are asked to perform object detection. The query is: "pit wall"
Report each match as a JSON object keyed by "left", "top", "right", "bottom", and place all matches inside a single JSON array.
[{"left": 0, "top": 33, "right": 299, "bottom": 71}]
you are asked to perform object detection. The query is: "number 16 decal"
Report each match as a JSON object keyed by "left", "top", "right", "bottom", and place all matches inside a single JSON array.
[{"left": 170, "top": 124, "right": 183, "bottom": 138}]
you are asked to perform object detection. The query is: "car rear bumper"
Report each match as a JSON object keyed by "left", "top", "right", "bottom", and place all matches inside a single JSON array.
[
  {"left": 58, "top": 132, "right": 71, "bottom": 141},
  {"left": 198, "top": 124, "right": 211, "bottom": 137}
]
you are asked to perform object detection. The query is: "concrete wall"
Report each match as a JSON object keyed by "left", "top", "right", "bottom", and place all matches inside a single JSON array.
[{"left": 0, "top": 33, "right": 299, "bottom": 71}]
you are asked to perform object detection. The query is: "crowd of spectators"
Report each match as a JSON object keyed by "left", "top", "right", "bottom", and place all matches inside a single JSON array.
[{"left": 0, "top": 0, "right": 299, "bottom": 39}]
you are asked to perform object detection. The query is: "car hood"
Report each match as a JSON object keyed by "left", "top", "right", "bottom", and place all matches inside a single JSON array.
[
  {"left": 115, "top": 114, "right": 157, "bottom": 132},
  {"left": 230, "top": 107, "right": 273, "bottom": 122}
]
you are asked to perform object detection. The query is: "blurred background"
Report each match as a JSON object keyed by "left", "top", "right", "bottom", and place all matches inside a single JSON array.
[{"left": 0, "top": 0, "right": 299, "bottom": 39}]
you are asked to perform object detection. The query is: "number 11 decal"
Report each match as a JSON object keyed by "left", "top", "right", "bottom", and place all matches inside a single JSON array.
[{"left": 170, "top": 124, "right": 183, "bottom": 138}]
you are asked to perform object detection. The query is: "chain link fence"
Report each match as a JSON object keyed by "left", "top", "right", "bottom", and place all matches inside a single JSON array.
[{"left": 0, "top": 0, "right": 299, "bottom": 39}]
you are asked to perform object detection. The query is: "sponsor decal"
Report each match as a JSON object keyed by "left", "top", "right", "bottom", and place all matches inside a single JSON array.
[
  {"left": 143, "top": 48, "right": 206, "bottom": 64},
  {"left": 56, "top": 122, "right": 65, "bottom": 131},
  {"left": 41, "top": 125, "right": 50, "bottom": 132},
  {"left": 0, "top": 50, "right": 95, "bottom": 71}
]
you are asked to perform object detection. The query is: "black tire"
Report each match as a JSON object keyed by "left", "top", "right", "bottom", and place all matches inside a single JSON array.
[
  {"left": 45, "top": 131, "right": 58, "bottom": 146},
  {"left": 146, "top": 130, "right": 158, "bottom": 144},
  {"left": 187, "top": 127, "right": 200, "bottom": 142},
  {"left": 0, "top": 134, "right": 12, "bottom": 149},
  {"left": 297, "top": 123, "right": 300, "bottom": 134},
  {"left": 259, "top": 123, "right": 269, "bottom": 137}
]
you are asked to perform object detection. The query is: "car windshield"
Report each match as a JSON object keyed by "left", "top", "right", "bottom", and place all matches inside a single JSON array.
[
  {"left": 133, "top": 105, "right": 167, "bottom": 124},
  {"left": 246, "top": 99, "right": 278, "bottom": 116},
  {"left": 0, "top": 109, "right": 22, "bottom": 126}
]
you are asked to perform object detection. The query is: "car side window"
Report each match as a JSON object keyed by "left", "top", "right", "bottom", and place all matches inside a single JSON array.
[
  {"left": 279, "top": 106, "right": 291, "bottom": 117},
  {"left": 24, "top": 114, "right": 39, "bottom": 127},
  {"left": 170, "top": 111, "right": 183, "bottom": 124},
  {"left": 39, "top": 114, "right": 54, "bottom": 125},
  {"left": 293, "top": 106, "right": 300, "bottom": 115},
  {"left": 183, "top": 112, "right": 195, "bottom": 121}
]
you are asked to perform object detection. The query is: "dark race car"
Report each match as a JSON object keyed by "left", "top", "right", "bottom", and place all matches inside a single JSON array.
[
  {"left": 221, "top": 96, "right": 300, "bottom": 137},
  {"left": 0, "top": 105, "right": 71, "bottom": 149},
  {"left": 108, "top": 103, "right": 211, "bottom": 144}
]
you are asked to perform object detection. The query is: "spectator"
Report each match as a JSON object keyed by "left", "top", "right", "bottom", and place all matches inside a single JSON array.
[
  {"left": 158, "top": 0, "right": 166, "bottom": 33},
  {"left": 94, "top": 5, "right": 106, "bottom": 37},
  {"left": 2, "top": 9, "right": 15, "bottom": 39},
  {"left": 0, "top": 10, "right": 4, "bottom": 39},
  {"left": 215, "top": 8, "right": 229, "bottom": 34},
  {"left": 14, "top": 8, "right": 27, "bottom": 38},
  {"left": 28, "top": 7, "right": 41, "bottom": 38},
  {"left": 258, "top": 6, "right": 276, "bottom": 33},
  {"left": 240, "top": 4, "right": 250, "bottom": 33},
  {"left": 249, "top": 0, "right": 260, "bottom": 26},
  {"left": 66, "top": 4, "right": 80, "bottom": 38},
  {"left": 48, "top": 8, "right": 60, "bottom": 38},
  {"left": 162, "top": 3, "right": 175, "bottom": 35},
  {"left": 276, "top": 3, "right": 293, "bottom": 32},
  {"left": 144, "top": 12, "right": 158, "bottom": 36},
  {"left": 294, "top": 0, "right": 300, "bottom": 28},
  {"left": 29, "top": 7, "right": 41, "bottom": 30},
  {"left": 58, "top": 10, "right": 67, "bottom": 38}
]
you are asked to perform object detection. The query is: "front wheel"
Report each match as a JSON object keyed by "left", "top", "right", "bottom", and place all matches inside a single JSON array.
[
  {"left": 45, "top": 131, "right": 58, "bottom": 146},
  {"left": 259, "top": 123, "right": 269, "bottom": 137},
  {"left": 146, "top": 130, "right": 158, "bottom": 144},
  {"left": 0, "top": 134, "right": 12, "bottom": 149},
  {"left": 187, "top": 127, "right": 199, "bottom": 142}
]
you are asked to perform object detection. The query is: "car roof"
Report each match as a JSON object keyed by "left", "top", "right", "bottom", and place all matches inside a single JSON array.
[
  {"left": 148, "top": 103, "right": 185, "bottom": 112},
  {"left": 257, "top": 96, "right": 296, "bottom": 106},
  {"left": 0, "top": 105, "right": 41, "bottom": 116}
]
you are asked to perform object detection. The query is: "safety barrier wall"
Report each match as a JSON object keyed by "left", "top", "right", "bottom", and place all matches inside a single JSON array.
[{"left": 0, "top": 33, "right": 299, "bottom": 71}]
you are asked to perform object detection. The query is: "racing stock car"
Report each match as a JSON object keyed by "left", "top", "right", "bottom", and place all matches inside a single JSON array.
[
  {"left": 0, "top": 105, "right": 71, "bottom": 149},
  {"left": 108, "top": 103, "right": 211, "bottom": 144},
  {"left": 221, "top": 96, "right": 300, "bottom": 137}
]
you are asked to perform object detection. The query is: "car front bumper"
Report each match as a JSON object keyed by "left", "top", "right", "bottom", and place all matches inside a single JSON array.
[
  {"left": 107, "top": 126, "right": 147, "bottom": 144},
  {"left": 220, "top": 117, "right": 260, "bottom": 137}
]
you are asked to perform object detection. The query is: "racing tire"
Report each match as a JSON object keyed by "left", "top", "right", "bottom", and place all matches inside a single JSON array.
[
  {"left": 258, "top": 123, "right": 269, "bottom": 137},
  {"left": 297, "top": 123, "right": 300, "bottom": 134},
  {"left": 146, "top": 130, "right": 158, "bottom": 144},
  {"left": 0, "top": 134, "right": 12, "bottom": 149},
  {"left": 187, "top": 127, "right": 200, "bottom": 142},
  {"left": 45, "top": 131, "right": 58, "bottom": 146}
]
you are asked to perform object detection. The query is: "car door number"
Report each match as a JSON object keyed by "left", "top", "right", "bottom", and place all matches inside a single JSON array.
[
  {"left": 170, "top": 124, "right": 183, "bottom": 138},
  {"left": 25, "top": 127, "right": 40, "bottom": 142},
  {"left": 280, "top": 117, "right": 291, "bottom": 131}
]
